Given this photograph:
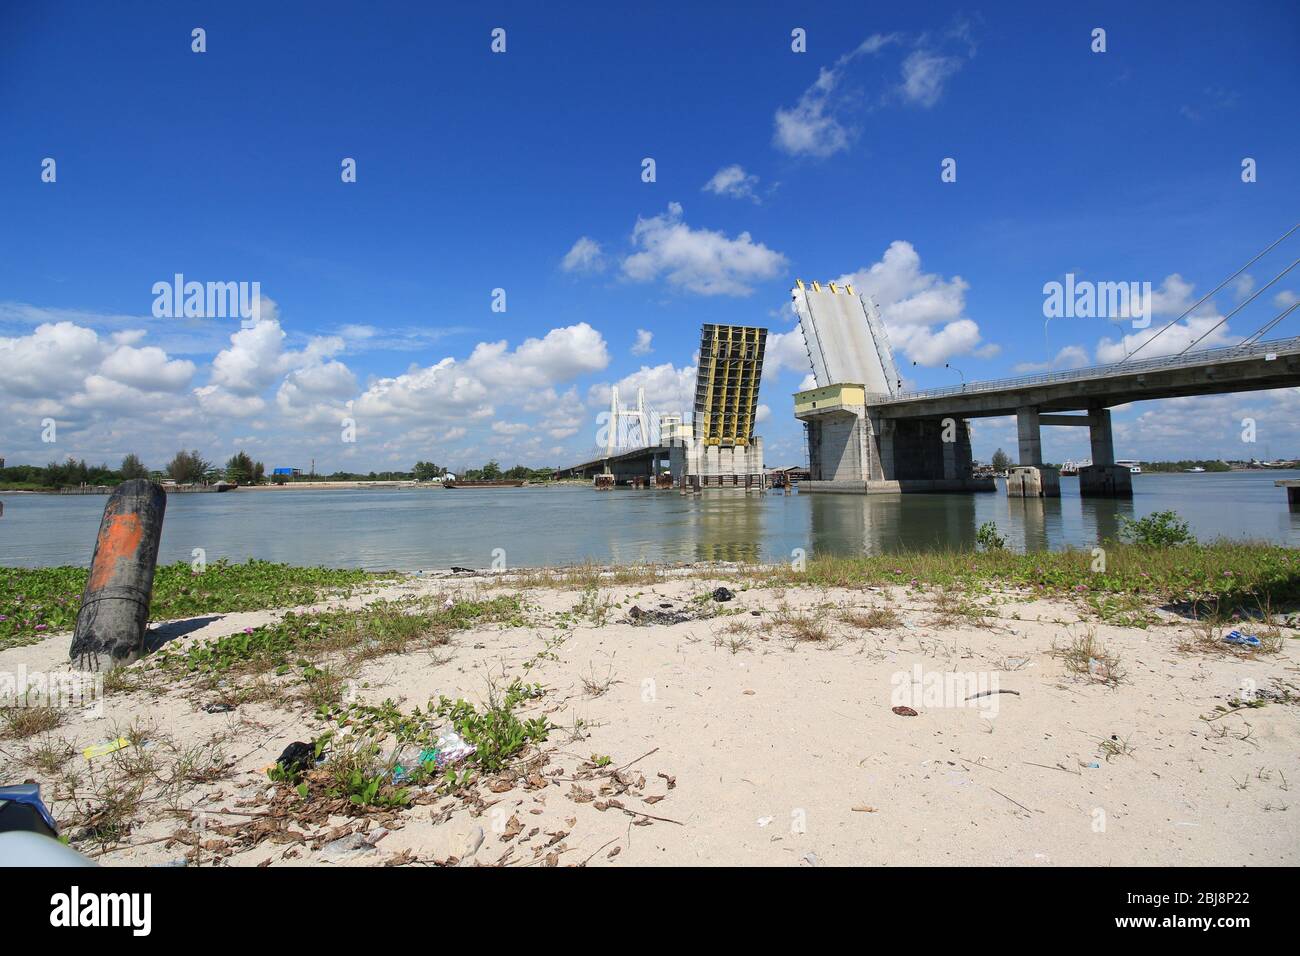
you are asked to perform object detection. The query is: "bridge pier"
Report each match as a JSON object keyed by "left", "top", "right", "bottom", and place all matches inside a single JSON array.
[
  {"left": 1008, "top": 406, "right": 1131, "bottom": 497},
  {"left": 1077, "top": 408, "right": 1132, "bottom": 498},
  {"left": 1008, "top": 406, "right": 1060, "bottom": 497},
  {"left": 794, "top": 385, "right": 994, "bottom": 494}
]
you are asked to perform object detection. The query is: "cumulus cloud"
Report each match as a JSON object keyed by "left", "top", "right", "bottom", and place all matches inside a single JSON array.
[
  {"left": 762, "top": 328, "right": 811, "bottom": 384},
  {"left": 1095, "top": 313, "right": 1236, "bottom": 363},
  {"left": 1093, "top": 274, "right": 1243, "bottom": 363},
  {"left": 99, "top": 344, "right": 196, "bottom": 392},
  {"left": 588, "top": 362, "right": 697, "bottom": 416},
  {"left": 702, "top": 164, "right": 761, "bottom": 201},
  {"left": 561, "top": 236, "right": 606, "bottom": 274},
  {"left": 0, "top": 322, "right": 106, "bottom": 398},
  {"left": 834, "top": 240, "right": 991, "bottom": 365},
  {"left": 356, "top": 323, "right": 609, "bottom": 423},
  {"left": 1012, "top": 345, "right": 1091, "bottom": 374},
  {"left": 0, "top": 293, "right": 628, "bottom": 472},
  {"left": 621, "top": 202, "right": 787, "bottom": 297},
  {"left": 0, "top": 321, "right": 197, "bottom": 402},
  {"left": 631, "top": 329, "right": 653, "bottom": 355}
]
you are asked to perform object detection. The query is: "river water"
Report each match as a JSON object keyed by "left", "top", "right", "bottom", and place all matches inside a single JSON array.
[{"left": 2, "top": 471, "right": 1298, "bottom": 570}]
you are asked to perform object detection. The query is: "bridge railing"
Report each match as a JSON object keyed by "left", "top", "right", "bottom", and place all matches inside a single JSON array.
[{"left": 883, "top": 335, "right": 1300, "bottom": 404}]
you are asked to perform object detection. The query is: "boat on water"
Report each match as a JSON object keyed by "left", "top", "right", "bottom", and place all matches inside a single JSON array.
[
  {"left": 1184, "top": 466, "right": 1206, "bottom": 473},
  {"left": 442, "top": 478, "right": 524, "bottom": 488},
  {"left": 1114, "top": 460, "right": 1143, "bottom": 474}
]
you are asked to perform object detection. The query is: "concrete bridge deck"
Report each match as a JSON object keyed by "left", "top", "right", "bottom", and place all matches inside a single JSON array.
[
  {"left": 554, "top": 445, "right": 670, "bottom": 481},
  {"left": 874, "top": 336, "right": 1300, "bottom": 419}
]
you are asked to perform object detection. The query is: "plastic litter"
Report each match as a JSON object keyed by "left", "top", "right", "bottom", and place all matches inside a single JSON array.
[
  {"left": 391, "top": 729, "right": 476, "bottom": 781},
  {"left": 0, "top": 783, "right": 59, "bottom": 836},
  {"left": 273, "top": 741, "right": 317, "bottom": 775},
  {"left": 82, "top": 737, "right": 131, "bottom": 760},
  {"left": 712, "top": 587, "right": 734, "bottom": 602},
  {"left": 1224, "top": 630, "right": 1262, "bottom": 648}
]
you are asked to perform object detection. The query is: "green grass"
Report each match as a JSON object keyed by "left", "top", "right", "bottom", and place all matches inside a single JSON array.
[
  {"left": 746, "top": 542, "right": 1300, "bottom": 610},
  {"left": 0, "top": 559, "right": 394, "bottom": 650},
  {"left": 154, "top": 594, "right": 525, "bottom": 677}
]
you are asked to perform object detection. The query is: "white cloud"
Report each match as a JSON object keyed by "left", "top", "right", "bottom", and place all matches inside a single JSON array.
[
  {"left": 194, "top": 384, "right": 266, "bottom": 418},
  {"left": 209, "top": 320, "right": 291, "bottom": 395},
  {"left": 773, "top": 65, "right": 856, "bottom": 158},
  {"left": 773, "top": 30, "right": 969, "bottom": 158},
  {"left": 631, "top": 329, "right": 653, "bottom": 355},
  {"left": 703, "top": 164, "right": 761, "bottom": 201},
  {"left": 834, "top": 240, "right": 991, "bottom": 365},
  {"left": 898, "top": 50, "right": 962, "bottom": 107},
  {"left": 561, "top": 236, "right": 606, "bottom": 274},
  {"left": 1096, "top": 313, "right": 1236, "bottom": 363},
  {"left": 588, "top": 362, "right": 696, "bottom": 416},
  {"left": 0, "top": 321, "right": 105, "bottom": 398},
  {"left": 762, "top": 328, "right": 811, "bottom": 383},
  {"left": 356, "top": 323, "right": 609, "bottom": 423},
  {"left": 1094, "top": 274, "right": 1242, "bottom": 363},
  {"left": 621, "top": 202, "right": 787, "bottom": 297},
  {"left": 1012, "top": 345, "right": 1090, "bottom": 374},
  {"left": 99, "top": 344, "right": 196, "bottom": 392},
  {"left": 1274, "top": 290, "right": 1298, "bottom": 309}
]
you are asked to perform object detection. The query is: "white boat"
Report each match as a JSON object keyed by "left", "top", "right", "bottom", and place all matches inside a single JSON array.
[
  {"left": 1184, "top": 466, "right": 1205, "bottom": 473},
  {"left": 1114, "top": 459, "right": 1142, "bottom": 474}
]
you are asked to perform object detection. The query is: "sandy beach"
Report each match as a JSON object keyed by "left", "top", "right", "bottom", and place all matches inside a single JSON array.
[{"left": 2, "top": 569, "right": 1296, "bottom": 867}]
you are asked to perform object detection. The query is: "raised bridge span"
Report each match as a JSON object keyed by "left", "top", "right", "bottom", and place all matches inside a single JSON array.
[{"left": 792, "top": 241, "right": 1300, "bottom": 498}]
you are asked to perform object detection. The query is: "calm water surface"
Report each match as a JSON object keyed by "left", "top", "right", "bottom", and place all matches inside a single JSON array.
[{"left": 2, "top": 471, "right": 1298, "bottom": 571}]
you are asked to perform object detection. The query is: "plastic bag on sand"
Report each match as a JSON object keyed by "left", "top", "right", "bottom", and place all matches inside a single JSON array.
[{"left": 391, "top": 729, "right": 475, "bottom": 782}]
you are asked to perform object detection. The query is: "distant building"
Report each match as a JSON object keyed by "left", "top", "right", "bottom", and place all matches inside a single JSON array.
[
  {"left": 659, "top": 414, "right": 692, "bottom": 446},
  {"left": 272, "top": 467, "right": 302, "bottom": 477}
]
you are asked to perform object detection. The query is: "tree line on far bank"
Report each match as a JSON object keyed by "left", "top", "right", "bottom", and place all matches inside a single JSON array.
[
  {"left": 0, "top": 453, "right": 557, "bottom": 489},
  {"left": 984, "top": 448, "right": 1235, "bottom": 472}
]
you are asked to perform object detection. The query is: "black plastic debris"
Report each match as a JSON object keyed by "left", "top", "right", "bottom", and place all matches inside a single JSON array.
[
  {"left": 274, "top": 741, "right": 317, "bottom": 774},
  {"left": 712, "top": 587, "right": 735, "bottom": 602}
]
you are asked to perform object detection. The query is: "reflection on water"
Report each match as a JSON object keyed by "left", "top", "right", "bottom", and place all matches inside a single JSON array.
[{"left": 1, "top": 471, "right": 1297, "bottom": 570}]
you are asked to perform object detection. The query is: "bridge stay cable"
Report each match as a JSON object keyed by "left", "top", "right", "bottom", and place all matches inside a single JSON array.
[
  {"left": 1175, "top": 256, "right": 1300, "bottom": 355},
  {"left": 1117, "top": 221, "right": 1299, "bottom": 365},
  {"left": 1235, "top": 301, "right": 1300, "bottom": 349}
]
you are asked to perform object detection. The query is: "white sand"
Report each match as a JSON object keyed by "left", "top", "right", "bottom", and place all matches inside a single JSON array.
[{"left": 2, "top": 572, "right": 1296, "bottom": 867}]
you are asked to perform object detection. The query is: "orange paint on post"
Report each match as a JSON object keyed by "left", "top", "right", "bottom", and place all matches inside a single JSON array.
[{"left": 89, "top": 513, "right": 145, "bottom": 590}]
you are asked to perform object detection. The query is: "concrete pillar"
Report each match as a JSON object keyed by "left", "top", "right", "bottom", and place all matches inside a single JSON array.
[
  {"left": 877, "top": 418, "right": 896, "bottom": 480},
  {"left": 1016, "top": 406, "right": 1042, "bottom": 467},
  {"left": 942, "top": 428, "right": 957, "bottom": 480},
  {"left": 1078, "top": 407, "right": 1132, "bottom": 497},
  {"left": 1088, "top": 408, "right": 1114, "bottom": 467}
]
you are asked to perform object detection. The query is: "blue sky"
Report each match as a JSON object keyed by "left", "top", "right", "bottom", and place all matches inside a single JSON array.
[{"left": 2, "top": 0, "right": 1298, "bottom": 472}]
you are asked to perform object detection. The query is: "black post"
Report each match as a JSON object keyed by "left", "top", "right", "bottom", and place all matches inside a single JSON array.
[{"left": 70, "top": 479, "right": 167, "bottom": 671}]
